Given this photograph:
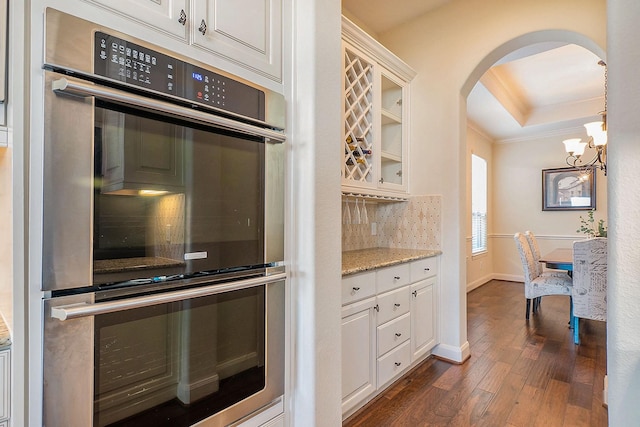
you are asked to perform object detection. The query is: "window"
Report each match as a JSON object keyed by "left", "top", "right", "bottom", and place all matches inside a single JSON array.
[{"left": 471, "top": 154, "right": 487, "bottom": 254}]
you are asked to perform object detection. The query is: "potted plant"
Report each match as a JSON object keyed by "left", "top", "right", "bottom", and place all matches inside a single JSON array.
[{"left": 577, "top": 209, "right": 607, "bottom": 238}]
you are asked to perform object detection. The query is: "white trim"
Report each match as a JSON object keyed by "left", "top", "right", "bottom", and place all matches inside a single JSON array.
[
  {"left": 466, "top": 274, "right": 493, "bottom": 292},
  {"left": 432, "top": 341, "right": 470, "bottom": 364},
  {"left": 493, "top": 125, "right": 588, "bottom": 145},
  {"left": 492, "top": 273, "right": 524, "bottom": 283},
  {"left": 490, "top": 233, "right": 581, "bottom": 241},
  {"left": 341, "top": 16, "right": 416, "bottom": 82}
]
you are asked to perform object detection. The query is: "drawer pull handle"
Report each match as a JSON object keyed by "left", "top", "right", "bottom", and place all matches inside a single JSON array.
[
  {"left": 395, "top": 362, "right": 402, "bottom": 367},
  {"left": 412, "top": 290, "right": 417, "bottom": 297},
  {"left": 199, "top": 19, "right": 208, "bottom": 35},
  {"left": 394, "top": 303, "right": 401, "bottom": 308},
  {"left": 393, "top": 276, "right": 401, "bottom": 280},
  {"left": 178, "top": 9, "right": 187, "bottom": 25},
  {"left": 352, "top": 287, "right": 360, "bottom": 291},
  {"left": 424, "top": 268, "right": 430, "bottom": 271},
  {"left": 374, "top": 304, "right": 379, "bottom": 312},
  {"left": 395, "top": 333, "right": 402, "bottom": 337}
]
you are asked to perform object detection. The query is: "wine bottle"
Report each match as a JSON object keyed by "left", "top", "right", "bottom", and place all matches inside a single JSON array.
[{"left": 346, "top": 158, "right": 366, "bottom": 165}]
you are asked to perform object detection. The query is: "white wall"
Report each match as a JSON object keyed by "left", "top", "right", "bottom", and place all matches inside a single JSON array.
[
  {"left": 606, "top": 0, "right": 640, "bottom": 423},
  {"left": 378, "top": 0, "right": 606, "bottom": 363},
  {"left": 288, "top": 0, "right": 343, "bottom": 425},
  {"left": 492, "top": 134, "right": 607, "bottom": 281}
]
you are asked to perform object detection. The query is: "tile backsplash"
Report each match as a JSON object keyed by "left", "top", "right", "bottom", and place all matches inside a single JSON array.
[{"left": 342, "top": 195, "right": 442, "bottom": 252}]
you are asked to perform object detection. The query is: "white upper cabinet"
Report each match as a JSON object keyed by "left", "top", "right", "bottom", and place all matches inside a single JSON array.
[
  {"left": 192, "top": 0, "right": 282, "bottom": 80},
  {"left": 82, "top": 0, "right": 283, "bottom": 81},
  {"left": 85, "top": 0, "right": 189, "bottom": 40},
  {"left": 342, "top": 16, "right": 415, "bottom": 197}
]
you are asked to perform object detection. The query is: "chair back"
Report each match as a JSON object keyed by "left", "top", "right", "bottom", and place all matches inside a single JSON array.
[
  {"left": 524, "top": 231, "right": 544, "bottom": 276},
  {"left": 514, "top": 232, "right": 539, "bottom": 284},
  {"left": 572, "top": 238, "right": 607, "bottom": 321}
]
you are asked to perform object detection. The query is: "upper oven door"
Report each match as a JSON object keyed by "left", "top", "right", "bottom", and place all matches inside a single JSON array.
[{"left": 42, "top": 72, "right": 285, "bottom": 291}]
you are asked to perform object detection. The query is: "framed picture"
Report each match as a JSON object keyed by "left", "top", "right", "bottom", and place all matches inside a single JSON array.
[{"left": 542, "top": 167, "right": 596, "bottom": 211}]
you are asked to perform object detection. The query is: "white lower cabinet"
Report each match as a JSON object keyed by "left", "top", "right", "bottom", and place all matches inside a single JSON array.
[
  {"left": 341, "top": 297, "right": 377, "bottom": 414},
  {"left": 341, "top": 256, "right": 439, "bottom": 417},
  {"left": 0, "top": 348, "right": 9, "bottom": 425},
  {"left": 411, "top": 276, "right": 436, "bottom": 361}
]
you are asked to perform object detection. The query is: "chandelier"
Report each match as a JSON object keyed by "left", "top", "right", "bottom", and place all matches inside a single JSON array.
[{"left": 563, "top": 60, "right": 607, "bottom": 176}]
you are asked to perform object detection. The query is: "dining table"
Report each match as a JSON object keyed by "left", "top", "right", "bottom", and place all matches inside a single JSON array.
[{"left": 539, "top": 248, "right": 573, "bottom": 273}]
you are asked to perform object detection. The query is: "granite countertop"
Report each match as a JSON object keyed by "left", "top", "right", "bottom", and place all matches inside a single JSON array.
[
  {"left": 0, "top": 316, "right": 10, "bottom": 349},
  {"left": 342, "top": 247, "right": 441, "bottom": 276}
]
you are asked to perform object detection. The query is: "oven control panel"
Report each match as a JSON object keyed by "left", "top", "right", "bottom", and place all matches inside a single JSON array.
[{"left": 94, "top": 31, "right": 265, "bottom": 121}]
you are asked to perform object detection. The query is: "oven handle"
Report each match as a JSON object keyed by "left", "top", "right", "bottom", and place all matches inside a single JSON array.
[
  {"left": 51, "top": 77, "right": 286, "bottom": 143},
  {"left": 50, "top": 272, "right": 286, "bottom": 321}
]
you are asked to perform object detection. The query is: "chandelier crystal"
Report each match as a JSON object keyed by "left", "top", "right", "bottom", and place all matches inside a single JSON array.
[{"left": 563, "top": 60, "right": 607, "bottom": 176}]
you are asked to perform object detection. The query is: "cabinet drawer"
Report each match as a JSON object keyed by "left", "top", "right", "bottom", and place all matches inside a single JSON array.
[
  {"left": 377, "top": 312, "right": 410, "bottom": 356},
  {"left": 377, "top": 340, "right": 411, "bottom": 387},
  {"left": 342, "top": 271, "right": 376, "bottom": 305},
  {"left": 410, "top": 257, "right": 438, "bottom": 282},
  {"left": 376, "top": 263, "right": 410, "bottom": 293},
  {"left": 376, "top": 286, "right": 410, "bottom": 326}
]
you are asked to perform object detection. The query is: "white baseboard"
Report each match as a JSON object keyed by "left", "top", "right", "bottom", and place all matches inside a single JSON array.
[
  {"left": 467, "top": 274, "right": 493, "bottom": 292},
  {"left": 491, "top": 273, "right": 522, "bottom": 283},
  {"left": 467, "top": 273, "right": 522, "bottom": 293},
  {"left": 432, "top": 341, "right": 470, "bottom": 364}
]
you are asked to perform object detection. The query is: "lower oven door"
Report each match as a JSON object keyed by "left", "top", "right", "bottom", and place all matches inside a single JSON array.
[{"left": 43, "top": 275, "right": 285, "bottom": 427}]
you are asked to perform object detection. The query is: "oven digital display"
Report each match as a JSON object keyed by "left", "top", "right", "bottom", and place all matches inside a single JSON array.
[{"left": 94, "top": 31, "right": 266, "bottom": 121}]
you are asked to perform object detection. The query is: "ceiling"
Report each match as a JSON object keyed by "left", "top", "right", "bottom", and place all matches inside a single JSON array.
[{"left": 342, "top": 0, "right": 606, "bottom": 144}]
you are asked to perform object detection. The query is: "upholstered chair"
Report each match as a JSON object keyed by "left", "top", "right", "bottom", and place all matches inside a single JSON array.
[
  {"left": 525, "top": 230, "right": 571, "bottom": 278},
  {"left": 572, "top": 238, "right": 607, "bottom": 344},
  {"left": 514, "top": 233, "right": 573, "bottom": 319}
]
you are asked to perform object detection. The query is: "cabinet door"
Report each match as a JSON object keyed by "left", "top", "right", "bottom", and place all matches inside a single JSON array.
[
  {"left": 410, "top": 277, "right": 436, "bottom": 361},
  {"left": 85, "top": 0, "right": 188, "bottom": 40},
  {"left": 341, "top": 297, "right": 376, "bottom": 414},
  {"left": 378, "top": 70, "right": 407, "bottom": 192},
  {"left": 192, "top": 0, "right": 282, "bottom": 81},
  {"left": 0, "top": 349, "right": 9, "bottom": 422}
]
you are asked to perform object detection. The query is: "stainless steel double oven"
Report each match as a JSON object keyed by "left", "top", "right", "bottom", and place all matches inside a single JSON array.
[{"left": 41, "top": 9, "right": 286, "bottom": 427}]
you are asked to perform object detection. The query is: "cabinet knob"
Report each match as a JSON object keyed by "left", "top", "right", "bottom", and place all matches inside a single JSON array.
[
  {"left": 412, "top": 290, "right": 417, "bottom": 297},
  {"left": 379, "top": 177, "right": 385, "bottom": 184},
  {"left": 374, "top": 304, "right": 379, "bottom": 312},
  {"left": 394, "top": 303, "right": 401, "bottom": 308},
  {"left": 394, "top": 362, "right": 402, "bottom": 367},
  {"left": 395, "top": 333, "right": 402, "bottom": 337},
  {"left": 393, "top": 276, "right": 400, "bottom": 280},
  {"left": 352, "top": 287, "right": 360, "bottom": 292},
  {"left": 199, "top": 19, "right": 208, "bottom": 35},
  {"left": 178, "top": 9, "right": 187, "bottom": 25}
]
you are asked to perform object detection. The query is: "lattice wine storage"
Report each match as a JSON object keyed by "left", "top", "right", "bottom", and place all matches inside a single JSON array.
[{"left": 343, "top": 47, "right": 374, "bottom": 185}]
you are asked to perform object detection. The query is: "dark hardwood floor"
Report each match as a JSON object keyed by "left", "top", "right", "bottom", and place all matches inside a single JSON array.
[{"left": 343, "top": 280, "right": 608, "bottom": 427}]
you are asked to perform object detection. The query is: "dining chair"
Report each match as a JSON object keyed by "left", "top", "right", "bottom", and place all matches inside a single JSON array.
[
  {"left": 524, "top": 230, "right": 571, "bottom": 312},
  {"left": 572, "top": 237, "right": 607, "bottom": 344},
  {"left": 524, "top": 230, "right": 570, "bottom": 278},
  {"left": 514, "top": 233, "right": 573, "bottom": 319}
]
